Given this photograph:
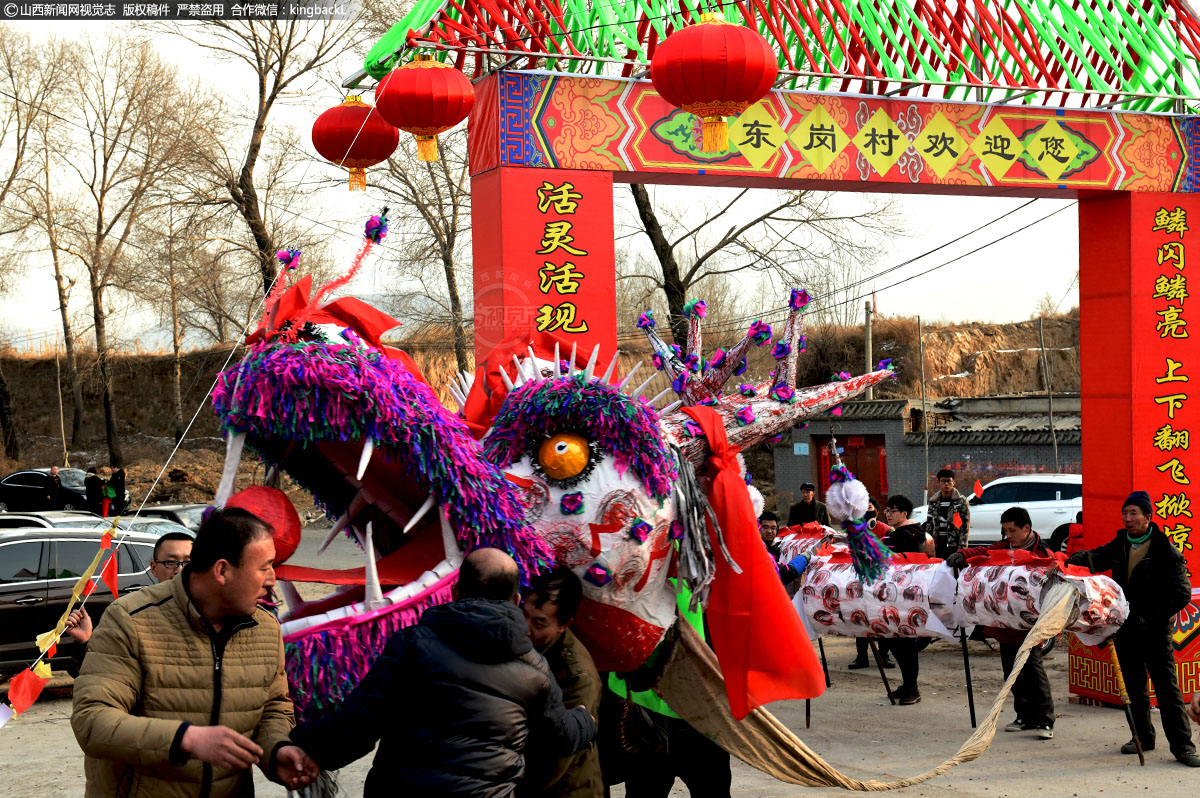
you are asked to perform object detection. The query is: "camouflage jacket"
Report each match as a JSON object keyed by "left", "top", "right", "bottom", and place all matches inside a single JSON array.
[{"left": 922, "top": 488, "right": 971, "bottom": 557}]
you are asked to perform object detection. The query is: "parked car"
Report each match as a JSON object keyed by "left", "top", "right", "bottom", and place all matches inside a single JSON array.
[
  {"left": 0, "top": 468, "right": 130, "bottom": 514},
  {"left": 0, "top": 528, "right": 160, "bottom": 677},
  {"left": 121, "top": 517, "right": 196, "bottom": 538},
  {"left": 0, "top": 511, "right": 112, "bottom": 530},
  {"left": 910, "top": 474, "right": 1082, "bottom": 547},
  {"left": 138, "top": 503, "right": 208, "bottom": 531}
]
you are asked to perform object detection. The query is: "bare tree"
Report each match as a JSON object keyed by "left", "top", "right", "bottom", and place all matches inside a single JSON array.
[
  {"left": 165, "top": 20, "right": 372, "bottom": 295},
  {"left": 1030, "top": 291, "right": 1058, "bottom": 319},
  {"left": 372, "top": 128, "right": 473, "bottom": 373},
  {"left": 624, "top": 184, "right": 902, "bottom": 344},
  {"left": 52, "top": 36, "right": 218, "bottom": 466}
]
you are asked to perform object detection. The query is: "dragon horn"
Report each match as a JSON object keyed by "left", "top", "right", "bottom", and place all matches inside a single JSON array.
[{"left": 662, "top": 370, "right": 894, "bottom": 467}]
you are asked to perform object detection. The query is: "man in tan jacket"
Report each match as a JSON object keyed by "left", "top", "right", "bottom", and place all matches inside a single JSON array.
[{"left": 71, "top": 507, "right": 317, "bottom": 797}]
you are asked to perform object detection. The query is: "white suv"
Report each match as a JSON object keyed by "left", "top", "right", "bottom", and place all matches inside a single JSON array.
[{"left": 910, "top": 474, "right": 1081, "bottom": 547}]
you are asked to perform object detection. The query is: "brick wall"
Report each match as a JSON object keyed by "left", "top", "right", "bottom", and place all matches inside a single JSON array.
[{"left": 771, "top": 417, "right": 1082, "bottom": 514}]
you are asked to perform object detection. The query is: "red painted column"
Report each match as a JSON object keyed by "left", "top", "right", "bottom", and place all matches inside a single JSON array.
[
  {"left": 1075, "top": 192, "right": 1200, "bottom": 703},
  {"left": 470, "top": 166, "right": 617, "bottom": 363}
]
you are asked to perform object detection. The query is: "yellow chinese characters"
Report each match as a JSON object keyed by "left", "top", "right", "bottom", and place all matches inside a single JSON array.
[
  {"left": 1156, "top": 492, "right": 1193, "bottom": 519},
  {"left": 536, "top": 181, "right": 583, "bottom": 215},
  {"left": 1157, "top": 457, "right": 1191, "bottom": 485},
  {"left": 1153, "top": 423, "right": 1190, "bottom": 451},
  {"left": 1153, "top": 206, "right": 1189, "bottom": 237},
  {"left": 535, "top": 303, "right": 588, "bottom": 333},
  {"left": 536, "top": 221, "right": 588, "bottom": 256},
  {"left": 534, "top": 181, "right": 590, "bottom": 334},
  {"left": 1156, "top": 305, "right": 1188, "bottom": 339},
  {"left": 1153, "top": 275, "right": 1188, "bottom": 305},
  {"left": 1162, "top": 523, "right": 1194, "bottom": 553},
  {"left": 1158, "top": 241, "right": 1185, "bottom": 271},
  {"left": 538, "top": 263, "right": 584, "bottom": 294}
]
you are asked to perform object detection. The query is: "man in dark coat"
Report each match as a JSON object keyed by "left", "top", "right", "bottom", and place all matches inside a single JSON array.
[
  {"left": 519, "top": 568, "right": 602, "bottom": 798},
  {"left": 84, "top": 467, "right": 105, "bottom": 516},
  {"left": 787, "top": 483, "right": 831, "bottom": 527},
  {"left": 877, "top": 495, "right": 926, "bottom": 704},
  {"left": 289, "top": 548, "right": 597, "bottom": 796},
  {"left": 1067, "top": 491, "right": 1199, "bottom": 766},
  {"left": 947, "top": 506, "right": 1054, "bottom": 738}
]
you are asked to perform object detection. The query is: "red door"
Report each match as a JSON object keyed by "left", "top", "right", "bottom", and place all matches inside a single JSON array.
[{"left": 812, "top": 435, "right": 888, "bottom": 505}]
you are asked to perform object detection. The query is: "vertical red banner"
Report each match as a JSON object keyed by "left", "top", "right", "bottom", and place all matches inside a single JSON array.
[
  {"left": 1077, "top": 193, "right": 1200, "bottom": 704},
  {"left": 470, "top": 166, "right": 617, "bottom": 362}
]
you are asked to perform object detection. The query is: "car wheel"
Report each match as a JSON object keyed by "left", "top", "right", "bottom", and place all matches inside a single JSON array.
[
  {"left": 1048, "top": 524, "right": 1071, "bottom": 553},
  {"left": 1040, "top": 635, "right": 1058, "bottom": 657},
  {"left": 62, "top": 502, "right": 76, "bottom": 511},
  {"left": 0, "top": 501, "right": 7, "bottom": 512}
]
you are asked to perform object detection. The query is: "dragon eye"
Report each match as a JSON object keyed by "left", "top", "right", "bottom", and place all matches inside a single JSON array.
[{"left": 538, "top": 433, "right": 591, "bottom": 481}]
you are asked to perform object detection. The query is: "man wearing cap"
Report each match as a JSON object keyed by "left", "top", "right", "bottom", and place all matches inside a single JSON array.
[
  {"left": 1067, "top": 490, "right": 1199, "bottom": 767},
  {"left": 787, "top": 483, "right": 831, "bottom": 527}
]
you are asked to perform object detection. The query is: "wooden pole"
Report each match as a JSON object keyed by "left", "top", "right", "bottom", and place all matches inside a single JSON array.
[
  {"left": 865, "top": 300, "right": 874, "bottom": 400},
  {"left": 55, "top": 344, "right": 68, "bottom": 467},
  {"left": 960, "top": 627, "right": 977, "bottom": 728},
  {"left": 918, "top": 316, "right": 930, "bottom": 506},
  {"left": 1038, "top": 317, "right": 1060, "bottom": 471},
  {"left": 868, "top": 638, "right": 896, "bottom": 704}
]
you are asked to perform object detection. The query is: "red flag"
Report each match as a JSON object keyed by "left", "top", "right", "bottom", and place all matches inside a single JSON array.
[
  {"left": 45, "top": 642, "right": 56, "bottom": 659},
  {"left": 952, "top": 512, "right": 963, "bottom": 529},
  {"left": 683, "top": 407, "right": 825, "bottom": 719},
  {"left": 100, "top": 531, "right": 112, "bottom": 550},
  {"left": 973, "top": 479, "right": 983, "bottom": 498},
  {"left": 7, "top": 668, "right": 48, "bottom": 714},
  {"left": 82, "top": 577, "right": 98, "bottom": 597},
  {"left": 101, "top": 551, "right": 119, "bottom": 597}
]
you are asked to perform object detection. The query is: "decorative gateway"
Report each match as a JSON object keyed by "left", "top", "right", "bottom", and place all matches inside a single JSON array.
[{"left": 208, "top": 221, "right": 1109, "bottom": 790}]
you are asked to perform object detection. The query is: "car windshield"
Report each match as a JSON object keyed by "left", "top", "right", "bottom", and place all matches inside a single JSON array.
[
  {"left": 57, "top": 469, "right": 86, "bottom": 488},
  {"left": 176, "top": 507, "right": 206, "bottom": 528},
  {"left": 135, "top": 521, "right": 193, "bottom": 537},
  {"left": 53, "top": 519, "right": 111, "bottom": 529}
]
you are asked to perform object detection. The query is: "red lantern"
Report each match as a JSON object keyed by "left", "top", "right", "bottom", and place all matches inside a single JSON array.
[
  {"left": 375, "top": 54, "right": 475, "bottom": 162},
  {"left": 312, "top": 96, "right": 399, "bottom": 191},
  {"left": 649, "top": 14, "right": 779, "bottom": 153}
]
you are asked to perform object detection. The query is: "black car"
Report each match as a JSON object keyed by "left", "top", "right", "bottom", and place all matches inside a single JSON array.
[
  {"left": 0, "top": 468, "right": 130, "bottom": 514},
  {"left": 0, "top": 528, "right": 160, "bottom": 677}
]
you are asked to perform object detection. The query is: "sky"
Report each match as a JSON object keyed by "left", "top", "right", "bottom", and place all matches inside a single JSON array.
[{"left": 0, "top": 20, "right": 1081, "bottom": 351}]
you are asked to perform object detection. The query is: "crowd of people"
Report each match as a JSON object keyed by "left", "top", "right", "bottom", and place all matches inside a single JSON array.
[
  {"left": 762, "top": 469, "right": 1199, "bottom": 766},
  {"left": 56, "top": 466, "right": 1200, "bottom": 798}
]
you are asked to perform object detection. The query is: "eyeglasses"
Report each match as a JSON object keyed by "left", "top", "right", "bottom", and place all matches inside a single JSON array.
[
  {"left": 154, "top": 560, "right": 189, "bottom": 570},
  {"left": 883, "top": 507, "right": 897, "bottom": 513}
]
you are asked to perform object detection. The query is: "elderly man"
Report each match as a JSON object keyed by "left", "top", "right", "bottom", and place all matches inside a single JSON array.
[
  {"left": 289, "top": 548, "right": 596, "bottom": 797},
  {"left": 1068, "top": 491, "right": 1199, "bottom": 767},
  {"left": 71, "top": 507, "right": 314, "bottom": 795}
]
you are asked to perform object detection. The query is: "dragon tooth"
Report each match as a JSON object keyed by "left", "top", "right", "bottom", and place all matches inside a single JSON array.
[
  {"left": 402, "top": 494, "right": 438, "bottom": 535},
  {"left": 499, "top": 367, "right": 515, "bottom": 391},
  {"left": 661, "top": 400, "right": 683, "bottom": 414},
  {"left": 317, "top": 512, "right": 351, "bottom": 555},
  {"left": 363, "top": 521, "right": 384, "bottom": 607},
  {"left": 356, "top": 438, "right": 375, "bottom": 481},
  {"left": 553, "top": 342, "right": 561, "bottom": 377},
  {"left": 650, "top": 387, "right": 672, "bottom": 405},
  {"left": 213, "top": 431, "right": 246, "bottom": 508}
]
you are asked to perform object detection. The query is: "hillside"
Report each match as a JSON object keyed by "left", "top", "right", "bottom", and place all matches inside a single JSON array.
[{"left": 0, "top": 314, "right": 1078, "bottom": 507}]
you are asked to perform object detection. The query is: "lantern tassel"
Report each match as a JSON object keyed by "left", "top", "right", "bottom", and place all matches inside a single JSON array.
[
  {"left": 348, "top": 167, "right": 367, "bottom": 191},
  {"left": 702, "top": 116, "right": 727, "bottom": 153},
  {"left": 416, "top": 135, "right": 438, "bottom": 162}
]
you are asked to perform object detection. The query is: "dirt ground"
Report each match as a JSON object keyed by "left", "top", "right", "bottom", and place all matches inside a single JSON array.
[
  {"left": 3, "top": 635, "right": 1197, "bottom": 797},
  {"left": 3, "top": 526, "right": 1195, "bottom": 796}
]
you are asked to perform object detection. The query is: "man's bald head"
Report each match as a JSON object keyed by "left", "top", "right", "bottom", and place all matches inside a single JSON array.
[{"left": 457, "top": 548, "right": 521, "bottom": 602}]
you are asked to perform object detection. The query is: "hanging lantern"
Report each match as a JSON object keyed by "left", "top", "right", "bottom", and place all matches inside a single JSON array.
[
  {"left": 649, "top": 13, "right": 779, "bottom": 153},
  {"left": 312, "top": 96, "right": 399, "bottom": 191},
  {"left": 374, "top": 54, "right": 475, "bottom": 162}
]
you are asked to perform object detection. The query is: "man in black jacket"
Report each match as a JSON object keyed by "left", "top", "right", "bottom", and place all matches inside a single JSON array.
[
  {"left": 290, "top": 548, "right": 597, "bottom": 795},
  {"left": 787, "top": 483, "right": 832, "bottom": 527},
  {"left": 1067, "top": 491, "right": 1199, "bottom": 767}
]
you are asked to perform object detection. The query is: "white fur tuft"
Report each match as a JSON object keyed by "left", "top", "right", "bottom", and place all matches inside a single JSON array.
[{"left": 825, "top": 478, "right": 870, "bottom": 524}]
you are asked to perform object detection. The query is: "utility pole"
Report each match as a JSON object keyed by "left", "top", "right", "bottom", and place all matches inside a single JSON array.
[
  {"left": 865, "top": 300, "right": 874, "bottom": 400},
  {"left": 918, "top": 316, "right": 930, "bottom": 506},
  {"left": 1038, "top": 317, "right": 1060, "bottom": 471}
]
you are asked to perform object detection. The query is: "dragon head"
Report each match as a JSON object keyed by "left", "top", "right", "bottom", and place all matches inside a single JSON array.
[{"left": 210, "top": 230, "right": 891, "bottom": 715}]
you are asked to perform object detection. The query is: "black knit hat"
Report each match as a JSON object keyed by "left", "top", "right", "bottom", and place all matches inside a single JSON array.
[{"left": 1122, "top": 491, "right": 1152, "bottom": 516}]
